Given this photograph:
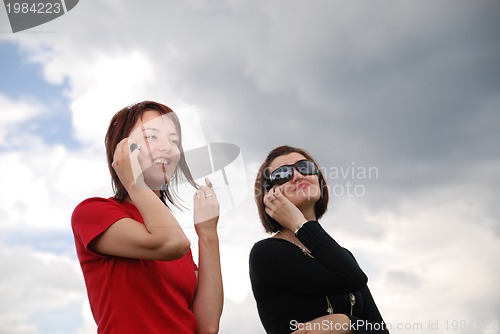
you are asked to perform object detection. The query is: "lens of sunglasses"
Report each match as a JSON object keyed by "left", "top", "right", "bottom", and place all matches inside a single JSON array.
[
  {"left": 270, "top": 167, "right": 294, "bottom": 186},
  {"left": 295, "top": 160, "right": 318, "bottom": 176},
  {"left": 268, "top": 160, "right": 318, "bottom": 187}
]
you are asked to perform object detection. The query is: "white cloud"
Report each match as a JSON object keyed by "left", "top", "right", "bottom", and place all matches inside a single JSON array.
[
  {"left": 75, "top": 301, "right": 97, "bottom": 334},
  {"left": 0, "top": 94, "right": 45, "bottom": 145},
  {"left": 68, "top": 51, "right": 157, "bottom": 148},
  {"left": 0, "top": 245, "right": 87, "bottom": 334},
  {"left": 0, "top": 144, "right": 110, "bottom": 232},
  {"left": 332, "top": 189, "right": 500, "bottom": 329}
]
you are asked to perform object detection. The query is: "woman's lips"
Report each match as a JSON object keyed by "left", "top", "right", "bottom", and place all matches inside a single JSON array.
[{"left": 296, "top": 183, "right": 309, "bottom": 191}]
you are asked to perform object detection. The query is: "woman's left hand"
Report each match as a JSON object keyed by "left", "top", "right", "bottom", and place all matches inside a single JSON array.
[{"left": 193, "top": 177, "right": 220, "bottom": 235}]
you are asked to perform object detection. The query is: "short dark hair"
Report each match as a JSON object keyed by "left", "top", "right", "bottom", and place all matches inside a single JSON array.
[
  {"left": 104, "top": 101, "right": 197, "bottom": 207},
  {"left": 254, "top": 145, "right": 329, "bottom": 233}
]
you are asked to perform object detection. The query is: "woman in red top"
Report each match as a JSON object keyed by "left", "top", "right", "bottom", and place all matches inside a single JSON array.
[{"left": 72, "top": 101, "right": 223, "bottom": 333}]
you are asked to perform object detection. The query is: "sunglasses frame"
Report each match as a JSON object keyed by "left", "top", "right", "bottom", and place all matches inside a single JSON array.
[{"left": 266, "top": 159, "right": 319, "bottom": 190}]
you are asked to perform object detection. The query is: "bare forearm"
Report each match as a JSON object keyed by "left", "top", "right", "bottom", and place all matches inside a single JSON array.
[
  {"left": 128, "top": 185, "right": 189, "bottom": 246},
  {"left": 193, "top": 232, "right": 223, "bottom": 334}
]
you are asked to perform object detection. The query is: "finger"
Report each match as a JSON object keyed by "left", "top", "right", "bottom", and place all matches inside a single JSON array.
[
  {"left": 263, "top": 194, "right": 272, "bottom": 206},
  {"left": 199, "top": 185, "right": 216, "bottom": 200},
  {"left": 272, "top": 187, "right": 287, "bottom": 203},
  {"left": 113, "top": 138, "right": 123, "bottom": 160},
  {"left": 126, "top": 137, "right": 146, "bottom": 176},
  {"left": 264, "top": 193, "right": 277, "bottom": 207},
  {"left": 202, "top": 189, "right": 215, "bottom": 200},
  {"left": 264, "top": 206, "right": 274, "bottom": 218},
  {"left": 205, "top": 177, "right": 213, "bottom": 188},
  {"left": 122, "top": 137, "right": 132, "bottom": 154},
  {"left": 113, "top": 138, "right": 128, "bottom": 163},
  {"left": 269, "top": 186, "right": 282, "bottom": 201},
  {"left": 194, "top": 188, "right": 213, "bottom": 201},
  {"left": 194, "top": 189, "right": 204, "bottom": 201},
  {"left": 267, "top": 190, "right": 278, "bottom": 202},
  {"left": 129, "top": 142, "right": 141, "bottom": 154},
  {"left": 127, "top": 138, "right": 141, "bottom": 158},
  {"left": 264, "top": 197, "right": 276, "bottom": 208}
]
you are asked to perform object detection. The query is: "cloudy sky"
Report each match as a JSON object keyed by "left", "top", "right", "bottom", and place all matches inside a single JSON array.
[{"left": 1, "top": 1, "right": 499, "bottom": 333}]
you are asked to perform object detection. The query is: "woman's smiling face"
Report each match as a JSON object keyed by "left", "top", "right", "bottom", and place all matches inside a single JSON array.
[{"left": 129, "top": 110, "right": 181, "bottom": 190}]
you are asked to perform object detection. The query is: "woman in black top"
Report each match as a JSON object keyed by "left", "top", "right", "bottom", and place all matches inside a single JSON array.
[{"left": 250, "top": 145, "right": 389, "bottom": 334}]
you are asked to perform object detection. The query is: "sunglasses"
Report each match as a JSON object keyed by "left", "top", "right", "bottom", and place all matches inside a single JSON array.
[{"left": 266, "top": 159, "right": 319, "bottom": 190}]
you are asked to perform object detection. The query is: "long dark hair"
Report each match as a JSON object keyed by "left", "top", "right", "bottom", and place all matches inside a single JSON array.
[
  {"left": 254, "top": 145, "right": 329, "bottom": 233},
  {"left": 105, "top": 101, "right": 197, "bottom": 207}
]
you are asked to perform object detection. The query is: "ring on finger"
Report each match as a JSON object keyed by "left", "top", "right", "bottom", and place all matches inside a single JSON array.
[
  {"left": 205, "top": 193, "right": 213, "bottom": 198},
  {"left": 130, "top": 143, "right": 141, "bottom": 152}
]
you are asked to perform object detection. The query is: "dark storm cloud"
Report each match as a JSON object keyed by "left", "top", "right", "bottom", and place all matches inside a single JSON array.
[{"left": 132, "top": 1, "right": 500, "bottom": 186}]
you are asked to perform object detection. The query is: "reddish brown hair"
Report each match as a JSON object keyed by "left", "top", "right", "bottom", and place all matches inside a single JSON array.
[
  {"left": 254, "top": 145, "right": 329, "bottom": 233},
  {"left": 104, "top": 101, "right": 197, "bottom": 207}
]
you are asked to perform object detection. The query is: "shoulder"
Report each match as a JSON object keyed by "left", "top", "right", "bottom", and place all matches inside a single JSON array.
[
  {"left": 73, "top": 197, "right": 123, "bottom": 215},
  {"left": 343, "top": 247, "right": 358, "bottom": 261},
  {"left": 71, "top": 197, "right": 128, "bottom": 227},
  {"left": 74, "top": 197, "right": 120, "bottom": 210},
  {"left": 249, "top": 238, "right": 291, "bottom": 263},
  {"left": 250, "top": 237, "right": 279, "bottom": 253}
]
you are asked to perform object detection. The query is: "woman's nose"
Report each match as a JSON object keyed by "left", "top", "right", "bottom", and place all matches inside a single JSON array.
[
  {"left": 157, "top": 139, "right": 173, "bottom": 153},
  {"left": 291, "top": 168, "right": 304, "bottom": 182}
]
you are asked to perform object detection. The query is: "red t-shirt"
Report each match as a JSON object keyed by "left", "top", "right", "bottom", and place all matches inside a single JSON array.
[{"left": 71, "top": 197, "right": 198, "bottom": 334}]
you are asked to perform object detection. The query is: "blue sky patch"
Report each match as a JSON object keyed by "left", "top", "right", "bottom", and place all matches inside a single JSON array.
[{"left": 0, "top": 41, "right": 80, "bottom": 149}]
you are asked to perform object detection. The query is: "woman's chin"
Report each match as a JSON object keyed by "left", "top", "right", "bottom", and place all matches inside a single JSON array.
[
  {"left": 141, "top": 167, "right": 174, "bottom": 189},
  {"left": 144, "top": 176, "right": 172, "bottom": 190}
]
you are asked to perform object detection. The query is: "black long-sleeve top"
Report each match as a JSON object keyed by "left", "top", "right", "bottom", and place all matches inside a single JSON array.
[{"left": 249, "top": 221, "right": 389, "bottom": 334}]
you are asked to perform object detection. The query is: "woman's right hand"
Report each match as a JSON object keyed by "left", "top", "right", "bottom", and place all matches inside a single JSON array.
[
  {"left": 111, "top": 137, "right": 144, "bottom": 190},
  {"left": 263, "top": 186, "right": 307, "bottom": 231},
  {"left": 193, "top": 177, "right": 220, "bottom": 233}
]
